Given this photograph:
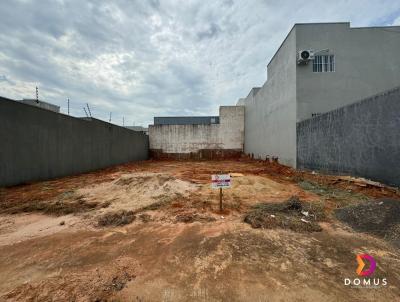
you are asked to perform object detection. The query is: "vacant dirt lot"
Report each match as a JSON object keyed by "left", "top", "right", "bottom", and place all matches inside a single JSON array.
[{"left": 0, "top": 159, "right": 399, "bottom": 301}]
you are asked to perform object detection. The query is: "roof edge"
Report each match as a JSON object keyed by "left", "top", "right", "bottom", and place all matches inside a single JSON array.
[{"left": 266, "top": 22, "right": 350, "bottom": 68}]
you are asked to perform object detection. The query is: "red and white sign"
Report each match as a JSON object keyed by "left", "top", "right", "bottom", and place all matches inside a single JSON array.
[{"left": 211, "top": 174, "right": 231, "bottom": 189}]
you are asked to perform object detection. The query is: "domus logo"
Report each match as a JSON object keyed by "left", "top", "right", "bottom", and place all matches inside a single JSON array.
[
  {"left": 344, "top": 253, "right": 387, "bottom": 288},
  {"left": 356, "top": 254, "right": 376, "bottom": 276}
]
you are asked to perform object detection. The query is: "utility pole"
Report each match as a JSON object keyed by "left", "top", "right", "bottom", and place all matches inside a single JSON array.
[
  {"left": 219, "top": 188, "right": 223, "bottom": 212},
  {"left": 67, "top": 98, "right": 70, "bottom": 115},
  {"left": 109, "top": 112, "right": 112, "bottom": 123},
  {"left": 83, "top": 107, "right": 89, "bottom": 117},
  {"left": 122, "top": 117, "right": 125, "bottom": 126},
  {"left": 35, "top": 86, "right": 39, "bottom": 103},
  {"left": 86, "top": 103, "right": 92, "bottom": 117}
]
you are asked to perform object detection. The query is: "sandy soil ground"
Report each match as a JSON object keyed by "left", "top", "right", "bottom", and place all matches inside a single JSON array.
[{"left": 0, "top": 159, "right": 399, "bottom": 302}]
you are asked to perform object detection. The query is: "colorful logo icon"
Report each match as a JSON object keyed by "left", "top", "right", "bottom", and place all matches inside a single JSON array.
[{"left": 356, "top": 254, "right": 376, "bottom": 276}]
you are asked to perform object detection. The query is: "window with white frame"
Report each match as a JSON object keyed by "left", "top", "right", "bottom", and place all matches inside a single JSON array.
[{"left": 313, "top": 55, "right": 335, "bottom": 72}]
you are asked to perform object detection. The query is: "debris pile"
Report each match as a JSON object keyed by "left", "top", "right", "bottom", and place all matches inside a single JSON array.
[
  {"left": 243, "top": 196, "right": 324, "bottom": 232},
  {"left": 98, "top": 210, "right": 135, "bottom": 227},
  {"left": 77, "top": 172, "right": 197, "bottom": 213},
  {"left": 333, "top": 176, "right": 385, "bottom": 188},
  {"left": 335, "top": 199, "right": 400, "bottom": 247}
]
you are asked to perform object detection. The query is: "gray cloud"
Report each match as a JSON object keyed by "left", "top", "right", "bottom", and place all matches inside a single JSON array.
[
  {"left": 197, "top": 23, "right": 221, "bottom": 40},
  {"left": 0, "top": 0, "right": 399, "bottom": 126},
  {"left": 0, "top": 75, "right": 14, "bottom": 85}
]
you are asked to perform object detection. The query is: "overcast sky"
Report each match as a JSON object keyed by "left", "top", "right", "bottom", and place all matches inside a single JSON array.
[{"left": 1, "top": 0, "right": 400, "bottom": 126}]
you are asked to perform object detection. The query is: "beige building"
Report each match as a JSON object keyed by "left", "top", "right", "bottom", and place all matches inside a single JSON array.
[{"left": 149, "top": 106, "right": 244, "bottom": 159}]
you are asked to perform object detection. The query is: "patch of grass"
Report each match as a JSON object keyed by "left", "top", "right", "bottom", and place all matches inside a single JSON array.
[
  {"left": 139, "top": 213, "right": 152, "bottom": 223},
  {"left": 58, "top": 190, "right": 75, "bottom": 198},
  {"left": 0, "top": 190, "right": 101, "bottom": 216},
  {"left": 298, "top": 180, "right": 369, "bottom": 208},
  {"left": 139, "top": 201, "right": 164, "bottom": 211},
  {"left": 46, "top": 200, "right": 98, "bottom": 215},
  {"left": 6, "top": 199, "right": 99, "bottom": 216},
  {"left": 138, "top": 199, "right": 169, "bottom": 212},
  {"left": 135, "top": 193, "right": 182, "bottom": 213}
]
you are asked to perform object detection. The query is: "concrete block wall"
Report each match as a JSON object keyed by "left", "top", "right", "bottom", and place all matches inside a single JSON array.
[
  {"left": 297, "top": 87, "right": 400, "bottom": 186},
  {"left": 148, "top": 106, "right": 244, "bottom": 159},
  {"left": 0, "top": 97, "right": 149, "bottom": 187}
]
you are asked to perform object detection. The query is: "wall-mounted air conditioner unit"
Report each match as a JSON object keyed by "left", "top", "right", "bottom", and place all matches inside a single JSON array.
[{"left": 297, "top": 50, "right": 314, "bottom": 65}]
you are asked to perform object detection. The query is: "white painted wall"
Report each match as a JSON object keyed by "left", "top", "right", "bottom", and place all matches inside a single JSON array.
[
  {"left": 296, "top": 23, "right": 400, "bottom": 121},
  {"left": 242, "top": 28, "right": 297, "bottom": 167},
  {"left": 149, "top": 106, "right": 244, "bottom": 153},
  {"left": 241, "top": 22, "right": 400, "bottom": 168}
]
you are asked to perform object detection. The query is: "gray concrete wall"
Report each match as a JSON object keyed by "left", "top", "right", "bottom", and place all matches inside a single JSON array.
[
  {"left": 296, "top": 23, "right": 400, "bottom": 122},
  {"left": 297, "top": 87, "right": 400, "bottom": 187},
  {"left": 148, "top": 106, "right": 244, "bottom": 155},
  {"left": 0, "top": 97, "right": 149, "bottom": 187},
  {"left": 242, "top": 28, "right": 297, "bottom": 167},
  {"left": 20, "top": 99, "right": 60, "bottom": 113},
  {"left": 219, "top": 106, "right": 245, "bottom": 151}
]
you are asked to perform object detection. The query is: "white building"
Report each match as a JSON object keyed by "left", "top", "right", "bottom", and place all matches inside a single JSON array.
[{"left": 240, "top": 22, "right": 400, "bottom": 167}]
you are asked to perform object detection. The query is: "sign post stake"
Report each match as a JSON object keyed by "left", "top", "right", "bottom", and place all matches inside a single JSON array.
[
  {"left": 219, "top": 187, "right": 223, "bottom": 212},
  {"left": 211, "top": 173, "right": 230, "bottom": 213}
]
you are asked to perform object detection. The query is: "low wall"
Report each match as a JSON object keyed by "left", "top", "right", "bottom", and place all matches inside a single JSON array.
[
  {"left": 297, "top": 87, "right": 400, "bottom": 186},
  {"left": 149, "top": 106, "right": 244, "bottom": 159},
  {"left": 150, "top": 148, "right": 242, "bottom": 160},
  {"left": 0, "top": 97, "right": 149, "bottom": 187}
]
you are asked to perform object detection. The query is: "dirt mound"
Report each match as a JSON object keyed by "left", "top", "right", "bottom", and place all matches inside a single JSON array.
[
  {"left": 3, "top": 257, "right": 136, "bottom": 301},
  {"left": 78, "top": 172, "right": 198, "bottom": 213},
  {"left": 98, "top": 210, "right": 136, "bottom": 227},
  {"left": 244, "top": 196, "right": 324, "bottom": 232},
  {"left": 195, "top": 175, "right": 319, "bottom": 213},
  {"left": 335, "top": 199, "right": 400, "bottom": 247}
]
